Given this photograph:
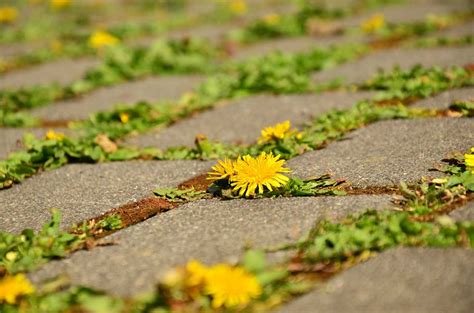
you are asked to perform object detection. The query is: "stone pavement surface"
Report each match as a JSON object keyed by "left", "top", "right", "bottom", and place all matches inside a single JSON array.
[
  {"left": 288, "top": 118, "right": 474, "bottom": 187},
  {"left": 30, "top": 195, "right": 393, "bottom": 296},
  {"left": 0, "top": 160, "right": 212, "bottom": 233},
  {"left": 1, "top": 0, "right": 473, "bottom": 311},
  {"left": 277, "top": 247, "right": 474, "bottom": 313}
]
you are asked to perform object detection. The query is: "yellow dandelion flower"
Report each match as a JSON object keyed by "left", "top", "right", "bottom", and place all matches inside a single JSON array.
[
  {"left": 45, "top": 130, "right": 65, "bottom": 141},
  {"left": 208, "top": 158, "right": 236, "bottom": 182},
  {"left": 258, "top": 120, "right": 294, "bottom": 144},
  {"left": 361, "top": 13, "right": 385, "bottom": 33},
  {"left": 205, "top": 264, "right": 261, "bottom": 309},
  {"left": 50, "top": 0, "right": 70, "bottom": 9},
  {"left": 186, "top": 260, "right": 208, "bottom": 287},
  {"left": 230, "top": 0, "right": 247, "bottom": 15},
  {"left": 231, "top": 152, "right": 290, "bottom": 197},
  {"left": 263, "top": 13, "right": 280, "bottom": 26},
  {"left": 465, "top": 147, "right": 474, "bottom": 173},
  {"left": 0, "top": 274, "right": 35, "bottom": 304},
  {"left": 119, "top": 112, "right": 130, "bottom": 123},
  {"left": 0, "top": 7, "right": 18, "bottom": 24},
  {"left": 88, "top": 31, "right": 119, "bottom": 49}
]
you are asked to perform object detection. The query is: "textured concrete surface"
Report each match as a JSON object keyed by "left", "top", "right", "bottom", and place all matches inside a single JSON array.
[
  {"left": 0, "top": 160, "right": 212, "bottom": 233},
  {"left": 0, "top": 127, "right": 71, "bottom": 159},
  {"left": 449, "top": 201, "right": 474, "bottom": 221},
  {"left": 30, "top": 195, "right": 393, "bottom": 296},
  {"left": 277, "top": 247, "right": 474, "bottom": 313},
  {"left": 126, "top": 91, "right": 374, "bottom": 149},
  {"left": 0, "top": 58, "right": 99, "bottom": 89},
  {"left": 311, "top": 46, "right": 473, "bottom": 85},
  {"left": 287, "top": 118, "right": 474, "bottom": 187},
  {"left": 414, "top": 87, "right": 474, "bottom": 109},
  {"left": 30, "top": 75, "right": 204, "bottom": 121}
]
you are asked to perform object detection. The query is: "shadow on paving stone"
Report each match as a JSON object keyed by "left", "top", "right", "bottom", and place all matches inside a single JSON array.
[
  {"left": 0, "top": 127, "right": 71, "bottom": 159},
  {"left": 0, "top": 160, "right": 212, "bottom": 233},
  {"left": 125, "top": 91, "right": 375, "bottom": 150},
  {"left": 287, "top": 118, "right": 474, "bottom": 188},
  {"left": 0, "top": 58, "right": 100, "bottom": 89},
  {"left": 413, "top": 87, "right": 474, "bottom": 110},
  {"left": 29, "top": 195, "right": 394, "bottom": 296},
  {"left": 449, "top": 201, "right": 474, "bottom": 221},
  {"left": 30, "top": 75, "right": 205, "bottom": 121},
  {"left": 311, "top": 46, "right": 473, "bottom": 85},
  {"left": 276, "top": 247, "right": 474, "bottom": 313}
]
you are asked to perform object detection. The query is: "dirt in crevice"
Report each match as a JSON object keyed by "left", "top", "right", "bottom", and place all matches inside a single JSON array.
[
  {"left": 40, "top": 119, "right": 76, "bottom": 128},
  {"left": 345, "top": 185, "right": 400, "bottom": 196},
  {"left": 177, "top": 173, "right": 211, "bottom": 191},
  {"left": 411, "top": 193, "right": 474, "bottom": 222},
  {"left": 71, "top": 197, "right": 177, "bottom": 239}
]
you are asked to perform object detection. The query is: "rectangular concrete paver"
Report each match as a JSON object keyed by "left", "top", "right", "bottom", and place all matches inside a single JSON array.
[
  {"left": 311, "top": 46, "right": 473, "bottom": 85},
  {"left": 287, "top": 118, "right": 474, "bottom": 188},
  {"left": 277, "top": 247, "right": 474, "bottom": 313},
  {"left": 0, "top": 160, "right": 212, "bottom": 233},
  {"left": 29, "top": 195, "right": 393, "bottom": 296},
  {"left": 0, "top": 58, "right": 100, "bottom": 89},
  {"left": 30, "top": 75, "right": 205, "bottom": 121},
  {"left": 126, "top": 91, "right": 375, "bottom": 149}
]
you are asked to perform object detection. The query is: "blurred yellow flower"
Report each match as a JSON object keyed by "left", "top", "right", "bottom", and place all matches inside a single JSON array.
[
  {"left": 205, "top": 264, "right": 261, "bottom": 308},
  {"left": 465, "top": 147, "right": 474, "bottom": 173},
  {"left": 361, "top": 13, "right": 385, "bottom": 33},
  {"left": 50, "top": 39, "right": 63, "bottom": 53},
  {"left": 230, "top": 0, "right": 247, "bottom": 15},
  {"left": 186, "top": 260, "right": 208, "bottom": 287},
  {"left": 50, "top": 0, "right": 70, "bottom": 9},
  {"left": 88, "top": 31, "right": 120, "bottom": 49},
  {"left": 0, "top": 274, "right": 35, "bottom": 304},
  {"left": 0, "top": 7, "right": 18, "bottom": 24},
  {"left": 263, "top": 13, "right": 280, "bottom": 26},
  {"left": 207, "top": 158, "right": 236, "bottom": 182},
  {"left": 258, "top": 120, "right": 295, "bottom": 143},
  {"left": 45, "top": 130, "right": 65, "bottom": 141},
  {"left": 119, "top": 112, "right": 130, "bottom": 123},
  {"left": 232, "top": 152, "right": 290, "bottom": 197}
]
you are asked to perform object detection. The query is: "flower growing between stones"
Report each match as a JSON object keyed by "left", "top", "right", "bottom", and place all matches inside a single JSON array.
[
  {"left": 258, "top": 120, "right": 300, "bottom": 144},
  {"left": 119, "top": 112, "right": 130, "bottom": 123},
  {"left": 208, "top": 153, "right": 291, "bottom": 197},
  {"left": 88, "top": 31, "right": 120, "bottom": 49},
  {"left": 50, "top": 0, "right": 71, "bottom": 9},
  {"left": 229, "top": 0, "right": 247, "bottom": 15},
  {"left": 0, "top": 7, "right": 18, "bottom": 23},
  {"left": 0, "top": 274, "right": 35, "bottom": 304},
  {"left": 361, "top": 13, "right": 385, "bottom": 33},
  {"left": 205, "top": 263, "right": 261, "bottom": 308},
  {"left": 263, "top": 13, "right": 281, "bottom": 26},
  {"left": 45, "top": 130, "right": 65, "bottom": 141},
  {"left": 465, "top": 147, "right": 474, "bottom": 173}
]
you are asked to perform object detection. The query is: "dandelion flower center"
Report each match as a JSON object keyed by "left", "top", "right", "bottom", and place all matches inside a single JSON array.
[{"left": 231, "top": 152, "right": 290, "bottom": 197}]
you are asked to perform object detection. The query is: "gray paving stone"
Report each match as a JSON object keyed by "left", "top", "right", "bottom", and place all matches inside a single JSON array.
[
  {"left": 414, "top": 87, "right": 474, "bottom": 109},
  {"left": 0, "top": 58, "right": 99, "bottom": 89},
  {"left": 29, "top": 195, "right": 393, "bottom": 296},
  {"left": 311, "top": 46, "right": 473, "bottom": 85},
  {"left": 0, "top": 127, "right": 71, "bottom": 159},
  {"left": 277, "top": 247, "right": 474, "bottom": 313},
  {"left": 449, "top": 201, "right": 474, "bottom": 221},
  {"left": 427, "top": 20, "right": 474, "bottom": 39},
  {"left": 287, "top": 118, "right": 474, "bottom": 188},
  {"left": 30, "top": 75, "right": 204, "bottom": 121},
  {"left": 126, "top": 91, "right": 375, "bottom": 149},
  {"left": 0, "top": 160, "right": 212, "bottom": 233}
]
